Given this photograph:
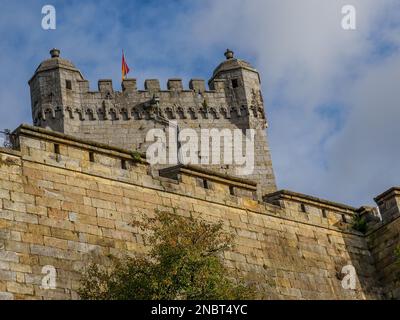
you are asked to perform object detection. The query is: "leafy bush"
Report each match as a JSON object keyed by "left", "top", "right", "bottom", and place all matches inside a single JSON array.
[
  {"left": 0, "top": 156, "right": 17, "bottom": 167},
  {"left": 78, "top": 211, "right": 255, "bottom": 300},
  {"left": 351, "top": 214, "right": 368, "bottom": 233},
  {"left": 130, "top": 151, "right": 143, "bottom": 163},
  {"left": 395, "top": 246, "right": 400, "bottom": 265}
]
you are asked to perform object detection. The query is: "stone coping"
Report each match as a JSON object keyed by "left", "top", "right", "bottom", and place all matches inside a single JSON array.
[
  {"left": 12, "top": 124, "right": 257, "bottom": 190},
  {"left": 209, "top": 64, "right": 259, "bottom": 84},
  {"left": 374, "top": 187, "right": 400, "bottom": 203},
  {"left": 264, "top": 189, "right": 357, "bottom": 213},
  {"left": 10, "top": 124, "right": 399, "bottom": 216},
  {"left": 29, "top": 58, "right": 84, "bottom": 84},
  {"left": 0, "top": 146, "right": 21, "bottom": 157},
  {"left": 12, "top": 124, "right": 147, "bottom": 161},
  {"left": 159, "top": 164, "right": 257, "bottom": 190}
]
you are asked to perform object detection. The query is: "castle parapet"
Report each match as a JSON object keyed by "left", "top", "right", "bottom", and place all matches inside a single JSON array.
[
  {"left": 55, "top": 77, "right": 226, "bottom": 95},
  {"left": 209, "top": 79, "right": 225, "bottom": 91},
  {"left": 167, "top": 79, "right": 183, "bottom": 91},
  {"left": 189, "top": 79, "right": 206, "bottom": 93},
  {"left": 77, "top": 79, "right": 90, "bottom": 93},
  {"left": 374, "top": 187, "right": 400, "bottom": 223},
  {"left": 98, "top": 79, "right": 113, "bottom": 93},
  {"left": 263, "top": 190, "right": 357, "bottom": 229},
  {"left": 144, "top": 79, "right": 160, "bottom": 92},
  {"left": 122, "top": 78, "right": 137, "bottom": 92}
]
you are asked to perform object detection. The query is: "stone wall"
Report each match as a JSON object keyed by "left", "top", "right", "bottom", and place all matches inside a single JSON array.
[
  {"left": 367, "top": 188, "right": 400, "bottom": 299},
  {"left": 1, "top": 125, "right": 398, "bottom": 300}
]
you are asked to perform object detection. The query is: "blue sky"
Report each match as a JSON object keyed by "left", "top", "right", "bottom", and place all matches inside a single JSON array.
[{"left": 0, "top": 0, "right": 399, "bottom": 206}]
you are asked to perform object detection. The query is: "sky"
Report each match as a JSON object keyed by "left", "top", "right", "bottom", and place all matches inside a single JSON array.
[{"left": 0, "top": 0, "right": 399, "bottom": 206}]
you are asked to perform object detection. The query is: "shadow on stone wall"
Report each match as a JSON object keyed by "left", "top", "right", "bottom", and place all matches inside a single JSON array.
[{"left": 333, "top": 220, "right": 383, "bottom": 300}]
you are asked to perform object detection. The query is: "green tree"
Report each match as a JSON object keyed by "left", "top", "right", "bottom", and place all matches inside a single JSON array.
[{"left": 78, "top": 211, "right": 255, "bottom": 300}]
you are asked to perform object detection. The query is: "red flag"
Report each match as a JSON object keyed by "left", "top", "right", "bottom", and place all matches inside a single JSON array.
[{"left": 122, "top": 50, "right": 130, "bottom": 81}]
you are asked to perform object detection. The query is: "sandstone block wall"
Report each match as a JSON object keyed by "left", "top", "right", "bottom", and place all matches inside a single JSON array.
[
  {"left": 367, "top": 188, "right": 400, "bottom": 298},
  {"left": 1, "top": 125, "right": 398, "bottom": 300}
]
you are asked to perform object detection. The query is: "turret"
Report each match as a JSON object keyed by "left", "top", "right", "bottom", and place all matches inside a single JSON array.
[
  {"left": 209, "top": 49, "right": 266, "bottom": 123},
  {"left": 28, "top": 49, "right": 84, "bottom": 132},
  {"left": 209, "top": 50, "right": 276, "bottom": 196}
]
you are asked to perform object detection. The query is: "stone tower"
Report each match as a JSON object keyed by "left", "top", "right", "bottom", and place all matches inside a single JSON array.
[
  {"left": 29, "top": 48, "right": 85, "bottom": 132},
  {"left": 29, "top": 48, "right": 276, "bottom": 196},
  {"left": 208, "top": 49, "right": 276, "bottom": 196}
]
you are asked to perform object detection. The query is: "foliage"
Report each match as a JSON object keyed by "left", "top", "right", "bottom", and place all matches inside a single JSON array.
[
  {"left": 78, "top": 211, "right": 255, "bottom": 300},
  {"left": 351, "top": 214, "right": 368, "bottom": 234},
  {"left": 130, "top": 151, "right": 143, "bottom": 163},
  {"left": 395, "top": 246, "right": 400, "bottom": 265},
  {"left": 0, "top": 156, "right": 17, "bottom": 168},
  {"left": 393, "top": 246, "right": 400, "bottom": 286}
]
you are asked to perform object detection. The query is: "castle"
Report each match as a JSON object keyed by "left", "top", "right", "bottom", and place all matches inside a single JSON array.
[
  {"left": 0, "top": 49, "right": 398, "bottom": 300},
  {"left": 29, "top": 48, "right": 276, "bottom": 198}
]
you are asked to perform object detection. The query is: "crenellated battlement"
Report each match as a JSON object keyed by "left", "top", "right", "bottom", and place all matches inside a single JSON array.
[
  {"left": 36, "top": 76, "right": 266, "bottom": 123},
  {"left": 38, "top": 100, "right": 265, "bottom": 123}
]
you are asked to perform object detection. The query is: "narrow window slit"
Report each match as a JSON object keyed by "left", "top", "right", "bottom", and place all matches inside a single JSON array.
[
  {"left": 231, "top": 79, "right": 239, "bottom": 88},
  {"left": 121, "top": 159, "right": 127, "bottom": 170},
  {"left": 66, "top": 80, "right": 72, "bottom": 90}
]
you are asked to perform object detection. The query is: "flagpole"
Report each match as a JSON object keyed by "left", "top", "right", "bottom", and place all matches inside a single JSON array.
[
  {"left": 122, "top": 49, "right": 124, "bottom": 82},
  {"left": 122, "top": 49, "right": 130, "bottom": 82}
]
